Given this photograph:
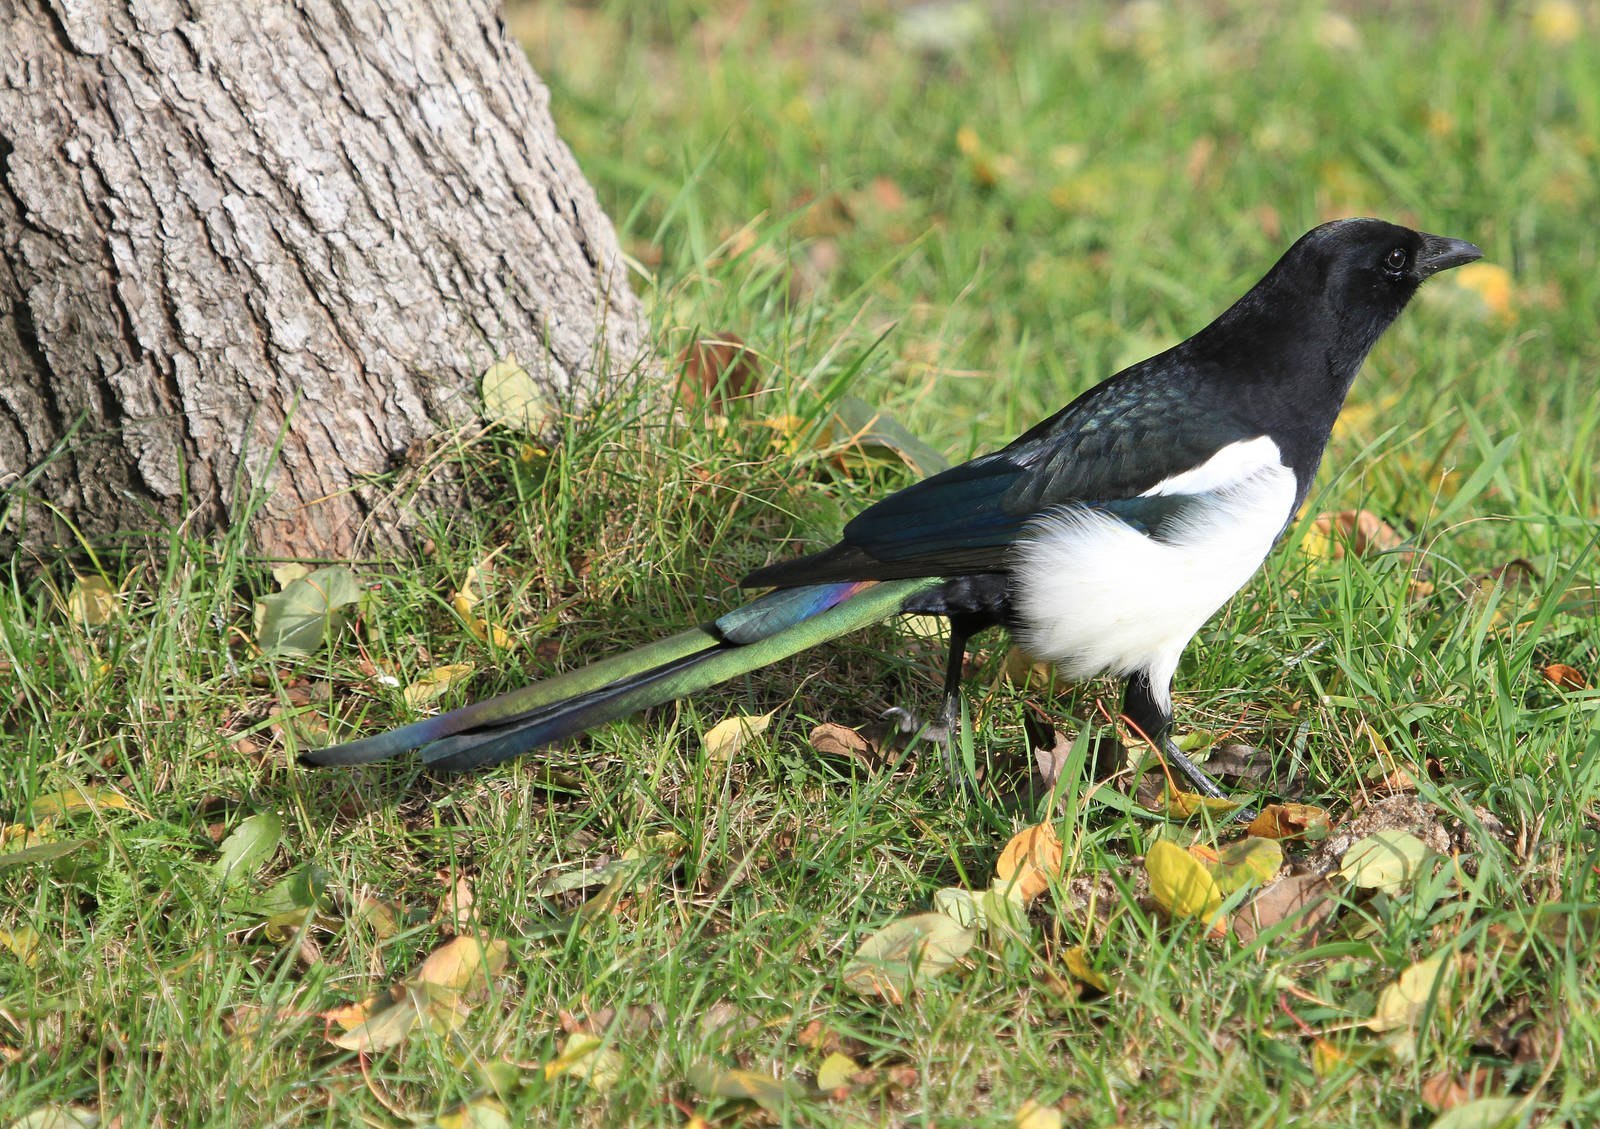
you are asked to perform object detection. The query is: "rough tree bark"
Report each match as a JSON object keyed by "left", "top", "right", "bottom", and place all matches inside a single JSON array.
[{"left": 0, "top": 0, "right": 652, "bottom": 560}]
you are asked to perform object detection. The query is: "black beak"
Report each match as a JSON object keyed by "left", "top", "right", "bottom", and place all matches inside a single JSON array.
[{"left": 1416, "top": 233, "right": 1483, "bottom": 277}]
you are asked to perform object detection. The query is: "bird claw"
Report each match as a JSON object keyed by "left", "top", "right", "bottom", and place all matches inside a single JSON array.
[{"left": 879, "top": 706, "right": 951, "bottom": 745}]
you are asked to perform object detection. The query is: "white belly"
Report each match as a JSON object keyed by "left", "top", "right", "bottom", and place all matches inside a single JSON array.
[{"left": 1009, "top": 461, "right": 1296, "bottom": 696}]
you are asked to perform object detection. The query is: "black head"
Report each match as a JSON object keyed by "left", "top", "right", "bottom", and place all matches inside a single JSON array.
[
  {"left": 1285, "top": 217, "right": 1482, "bottom": 313},
  {"left": 1196, "top": 217, "right": 1483, "bottom": 386}
]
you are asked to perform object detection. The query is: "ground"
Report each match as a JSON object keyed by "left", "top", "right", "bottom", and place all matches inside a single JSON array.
[{"left": 3, "top": 1, "right": 1599, "bottom": 1125}]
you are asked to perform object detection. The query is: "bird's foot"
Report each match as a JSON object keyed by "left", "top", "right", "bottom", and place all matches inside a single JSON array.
[
  {"left": 880, "top": 706, "right": 950, "bottom": 745},
  {"left": 1156, "top": 736, "right": 1257, "bottom": 824}
]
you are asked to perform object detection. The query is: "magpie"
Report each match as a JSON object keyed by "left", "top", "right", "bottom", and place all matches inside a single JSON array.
[{"left": 302, "top": 218, "right": 1481, "bottom": 802}]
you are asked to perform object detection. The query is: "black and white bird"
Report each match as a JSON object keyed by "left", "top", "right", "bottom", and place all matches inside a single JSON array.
[{"left": 303, "top": 218, "right": 1481, "bottom": 803}]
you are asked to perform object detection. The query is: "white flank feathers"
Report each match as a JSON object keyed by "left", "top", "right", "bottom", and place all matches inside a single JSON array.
[{"left": 1010, "top": 438, "right": 1295, "bottom": 714}]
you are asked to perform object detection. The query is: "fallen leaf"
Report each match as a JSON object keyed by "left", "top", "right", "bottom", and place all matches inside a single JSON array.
[
  {"left": 9, "top": 1105, "right": 101, "bottom": 1129},
  {"left": 980, "top": 882, "right": 1033, "bottom": 935},
  {"left": 1542, "top": 663, "right": 1587, "bottom": 690},
  {"left": 1015, "top": 1098, "right": 1063, "bottom": 1129},
  {"left": 1145, "top": 839, "right": 1223, "bottom": 921},
  {"left": 686, "top": 1062, "right": 805, "bottom": 1113},
  {"left": 436, "top": 876, "right": 476, "bottom": 932},
  {"left": 1246, "top": 803, "right": 1331, "bottom": 841},
  {"left": 26, "top": 786, "right": 139, "bottom": 822},
  {"left": 1027, "top": 719, "right": 1076, "bottom": 786},
  {"left": 1368, "top": 955, "right": 1453, "bottom": 1032},
  {"left": 328, "top": 987, "right": 425, "bottom": 1051},
  {"left": 1230, "top": 873, "right": 1337, "bottom": 944},
  {"left": 1158, "top": 785, "right": 1244, "bottom": 820},
  {"left": 271, "top": 562, "right": 311, "bottom": 588},
  {"left": 65, "top": 576, "right": 117, "bottom": 627},
  {"left": 1212, "top": 837, "right": 1284, "bottom": 894},
  {"left": 809, "top": 721, "right": 878, "bottom": 764},
  {"left": 482, "top": 354, "right": 559, "bottom": 434},
  {"left": 0, "top": 926, "right": 41, "bottom": 966},
  {"left": 1338, "top": 830, "right": 1430, "bottom": 892},
  {"left": 402, "top": 662, "right": 476, "bottom": 708},
  {"left": 1302, "top": 510, "right": 1409, "bottom": 562},
  {"left": 414, "top": 933, "right": 508, "bottom": 995},
  {"left": 995, "top": 821, "right": 1064, "bottom": 904},
  {"left": 213, "top": 812, "right": 283, "bottom": 887},
  {"left": 1059, "top": 945, "right": 1111, "bottom": 996},
  {"left": 842, "top": 913, "right": 977, "bottom": 1000},
  {"left": 822, "top": 396, "right": 952, "bottom": 477},
  {"left": 816, "top": 1051, "right": 862, "bottom": 1093},
  {"left": 677, "top": 333, "right": 763, "bottom": 412},
  {"left": 702, "top": 710, "right": 775, "bottom": 760},
  {"left": 545, "top": 1033, "right": 623, "bottom": 1092},
  {"left": 1429, "top": 1096, "right": 1523, "bottom": 1129},
  {"left": 932, "top": 887, "right": 986, "bottom": 929},
  {"left": 253, "top": 566, "right": 361, "bottom": 657},
  {"left": 437, "top": 1097, "right": 512, "bottom": 1129},
  {"left": 1422, "top": 1064, "right": 1499, "bottom": 1112}
]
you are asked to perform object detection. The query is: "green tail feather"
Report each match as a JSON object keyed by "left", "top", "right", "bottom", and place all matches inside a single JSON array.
[{"left": 302, "top": 577, "right": 940, "bottom": 770}]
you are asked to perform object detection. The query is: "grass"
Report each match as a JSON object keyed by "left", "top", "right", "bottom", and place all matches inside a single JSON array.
[{"left": 4, "top": 0, "right": 1600, "bottom": 1124}]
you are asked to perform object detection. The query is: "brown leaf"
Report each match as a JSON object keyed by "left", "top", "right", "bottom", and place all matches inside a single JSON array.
[
  {"left": 868, "top": 175, "right": 906, "bottom": 211},
  {"left": 809, "top": 722, "right": 879, "bottom": 765},
  {"left": 1303, "top": 509, "right": 1410, "bottom": 562},
  {"left": 1230, "top": 872, "right": 1336, "bottom": 944},
  {"left": 1024, "top": 717, "right": 1074, "bottom": 786},
  {"left": 676, "top": 333, "right": 762, "bottom": 412},
  {"left": 1421, "top": 1065, "right": 1499, "bottom": 1112},
  {"left": 1542, "top": 662, "right": 1587, "bottom": 690},
  {"left": 1246, "top": 803, "right": 1332, "bottom": 841},
  {"left": 995, "top": 822, "right": 1064, "bottom": 904}
]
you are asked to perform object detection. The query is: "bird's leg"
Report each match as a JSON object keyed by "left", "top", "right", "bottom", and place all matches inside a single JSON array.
[{"left": 1123, "top": 671, "right": 1255, "bottom": 819}]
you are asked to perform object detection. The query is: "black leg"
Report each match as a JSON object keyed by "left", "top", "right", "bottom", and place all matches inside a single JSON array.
[
  {"left": 1123, "top": 671, "right": 1255, "bottom": 820},
  {"left": 938, "top": 614, "right": 983, "bottom": 736}
]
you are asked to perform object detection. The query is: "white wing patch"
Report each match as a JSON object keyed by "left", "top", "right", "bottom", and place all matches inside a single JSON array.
[
  {"left": 1140, "top": 435, "right": 1283, "bottom": 498},
  {"left": 1010, "top": 440, "right": 1295, "bottom": 712}
]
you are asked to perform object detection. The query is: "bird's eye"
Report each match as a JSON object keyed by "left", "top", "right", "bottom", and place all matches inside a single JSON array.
[{"left": 1383, "top": 247, "right": 1410, "bottom": 275}]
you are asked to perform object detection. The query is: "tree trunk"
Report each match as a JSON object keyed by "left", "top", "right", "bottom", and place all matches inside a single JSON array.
[{"left": 0, "top": 0, "right": 651, "bottom": 560}]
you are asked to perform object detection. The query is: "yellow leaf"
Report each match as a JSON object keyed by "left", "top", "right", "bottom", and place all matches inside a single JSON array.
[
  {"left": 1453, "top": 261, "right": 1515, "bottom": 321},
  {"left": 545, "top": 1033, "right": 623, "bottom": 1091},
  {"left": 414, "top": 933, "right": 508, "bottom": 995},
  {"left": 994, "top": 821, "right": 1064, "bottom": 904},
  {"left": 465, "top": 614, "right": 513, "bottom": 648},
  {"left": 816, "top": 1051, "right": 861, "bottom": 1092},
  {"left": 1532, "top": 0, "right": 1581, "bottom": 45},
  {"left": 270, "top": 562, "right": 311, "bottom": 589},
  {"left": 1311, "top": 1038, "right": 1347, "bottom": 1076},
  {"left": 66, "top": 576, "right": 117, "bottom": 627},
  {"left": 1016, "top": 1099, "right": 1063, "bottom": 1129},
  {"left": 701, "top": 710, "right": 775, "bottom": 760},
  {"left": 1145, "top": 839, "right": 1224, "bottom": 920},
  {"left": 327, "top": 988, "right": 424, "bottom": 1051},
  {"left": 0, "top": 926, "right": 41, "bottom": 966},
  {"left": 1158, "top": 786, "right": 1244, "bottom": 820},
  {"left": 27, "top": 786, "right": 140, "bottom": 822},
  {"left": 1368, "top": 956, "right": 1453, "bottom": 1032},
  {"left": 320, "top": 990, "right": 392, "bottom": 1031},
  {"left": 482, "top": 354, "right": 559, "bottom": 434},
  {"left": 686, "top": 1063, "right": 804, "bottom": 1113},
  {"left": 1060, "top": 946, "right": 1111, "bottom": 995},
  {"left": 402, "top": 662, "right": 476, "bottom": 708},
  {"left": 437, "top": 1097, "right": 512, "bottom": 1129}
]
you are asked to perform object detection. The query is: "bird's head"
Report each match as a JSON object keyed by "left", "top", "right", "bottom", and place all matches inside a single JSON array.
[{"left": 1283, "top": 217, "right": 1482, "bottom": 341}]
